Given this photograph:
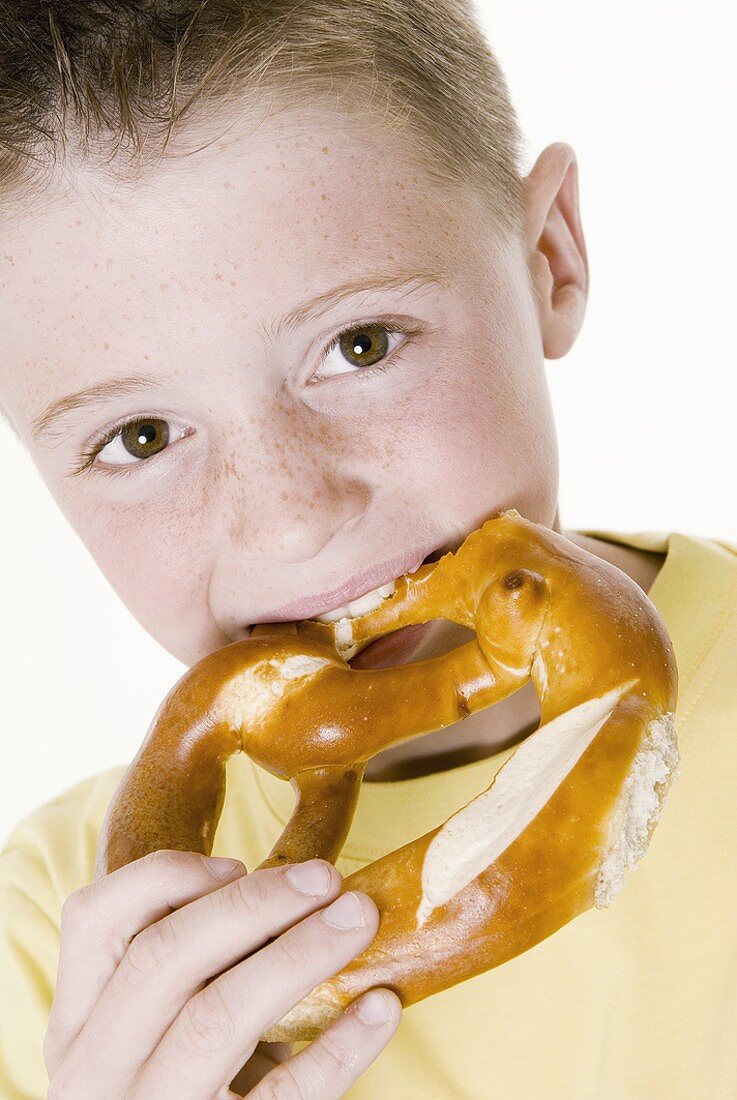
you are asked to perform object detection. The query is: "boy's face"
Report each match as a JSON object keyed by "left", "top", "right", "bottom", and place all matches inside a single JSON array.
[{"left": 1, "top": 104, "right": 563, "bottom": 667}]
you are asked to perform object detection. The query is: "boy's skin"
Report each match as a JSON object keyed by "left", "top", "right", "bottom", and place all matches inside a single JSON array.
[
  {"left": 0, "top": 100, "right": 666, "bottom": 1092},
  {"left": 1, "top": 102, "right": 665, "bottom": 775}
]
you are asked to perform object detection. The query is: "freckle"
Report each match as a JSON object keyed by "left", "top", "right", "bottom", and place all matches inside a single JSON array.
[
  {"left": 159, "top": 283, "right": 169, "bottom": 291},
  {"left": 280, "top": 491, "right": 289, "bottom": 501},
  {"left": 223, "top": 180, "right": 233, "bottom": 189},
  {"left": 103, "top": 342, "right": 110, "bottom": 350},
  {"left": 320, "top": 194, "right": 328, "bottom": 201},
  {"left": 3, "top": 253, "right": 15, "bottom": 264},
  {"left": 322, "top": 146, "right": 329, "bottom": 154},
  {"left": 144, "top": 354, "right": 150, "bottom": 360},
  {"left": 229, "top": 280, "right": 236, "bottom": 287},
  {"left": 215, "top": 272, "right": 223, "bottom": 281}
]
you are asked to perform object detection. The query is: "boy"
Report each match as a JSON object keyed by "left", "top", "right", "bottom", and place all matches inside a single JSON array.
[{"left": 1, "top": 1, "right": 735, "bottom": 1096}]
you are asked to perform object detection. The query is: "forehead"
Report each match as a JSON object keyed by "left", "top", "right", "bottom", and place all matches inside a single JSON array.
[
  {"left": 0, "top": 103, "right": 499, "bottom": 428},
  {"left": 3, "top": 103, "right": 482, "bottom": 292}
]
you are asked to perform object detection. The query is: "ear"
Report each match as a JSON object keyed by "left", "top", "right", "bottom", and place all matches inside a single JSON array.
[{"left": 522, "top": 142, "right": 589, "bottom": 359}]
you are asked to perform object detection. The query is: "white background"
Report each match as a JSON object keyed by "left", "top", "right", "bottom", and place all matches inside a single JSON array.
[{"left": 1, "top": 0, "right": 734, "bottom": 847}]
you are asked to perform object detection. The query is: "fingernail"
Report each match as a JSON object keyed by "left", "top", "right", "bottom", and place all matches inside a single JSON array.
[
  {"left": 206, "top": 857, "right": 244, "bottom": 880},
  {"left": 285, "top": 860, "right": 332, "bottom": 896},
  {"left": 357, "top": 990, "right": 392, "bottom": 1026},
  {"left": 322, "top": 891, "right": 366, "bottom": 929}
]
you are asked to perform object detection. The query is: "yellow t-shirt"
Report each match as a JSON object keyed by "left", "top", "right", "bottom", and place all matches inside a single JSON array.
[{"left": 2, "top": 527, "right": 736, "bottom": 1099}]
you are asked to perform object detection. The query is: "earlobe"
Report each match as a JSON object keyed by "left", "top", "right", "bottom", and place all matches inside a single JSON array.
[{"left": 523, "top": 142, "right": 590, "bottom": 360}]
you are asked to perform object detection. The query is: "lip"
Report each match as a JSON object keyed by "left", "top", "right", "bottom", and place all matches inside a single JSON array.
[{"left": 252, "top": 541, "right": 444, "bottom": 625}]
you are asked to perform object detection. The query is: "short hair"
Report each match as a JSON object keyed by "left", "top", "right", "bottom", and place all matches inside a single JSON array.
[{"left": 0, "top": 0, "right": 527, "bottom": 237}]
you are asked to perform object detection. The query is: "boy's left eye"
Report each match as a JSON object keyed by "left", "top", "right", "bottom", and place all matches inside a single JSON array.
[{"left": 316, "top": 321, "right": 407, "bottom": 379}]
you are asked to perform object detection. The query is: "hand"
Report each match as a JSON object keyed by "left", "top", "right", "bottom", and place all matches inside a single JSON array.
[{"left": 45, "top": 850, "right": 402, "bottom": 1097}]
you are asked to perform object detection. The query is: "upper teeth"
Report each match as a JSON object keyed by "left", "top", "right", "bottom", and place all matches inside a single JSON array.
[{"left": 313, "top": 579, "right": 396, "bottom": 623}]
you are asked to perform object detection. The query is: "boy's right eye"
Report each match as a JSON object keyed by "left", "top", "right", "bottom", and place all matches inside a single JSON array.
[{"left": 81, "top": 416, "right": 191, "bottom": 473}]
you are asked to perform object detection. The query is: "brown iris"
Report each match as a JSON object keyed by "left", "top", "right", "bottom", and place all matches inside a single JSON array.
[
  {"left": 119, "top": 418, "right": 170, "bottom": 460},
  {"left": 337, "top": 324, "right": 390, "bottom": 368}
]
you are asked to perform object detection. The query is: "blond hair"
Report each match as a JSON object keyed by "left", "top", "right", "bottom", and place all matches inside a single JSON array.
[{"left": 0, "top": 0, "right": 527, "bottom": 236}]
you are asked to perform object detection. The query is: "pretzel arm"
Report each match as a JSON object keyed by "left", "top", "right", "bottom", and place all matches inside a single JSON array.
[
  {"left": 251, "top": 641, "right": 534, "bottom": 871},
  {"left": 329, "top": 638, "right": 532, "bottom": 761},
  {"left": 94, "top": 716, "right": 239, "bottom": 879},
  {"left": 258, "top": 765, "right": 365, "bottom": 869}
]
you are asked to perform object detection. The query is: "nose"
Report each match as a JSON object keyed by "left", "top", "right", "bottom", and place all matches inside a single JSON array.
[
  {"left": 207, "top": 415, "right": 372, "bottom": 637},
  {"left": 235, "top": 483, "right": 367, "bottom": 564}
]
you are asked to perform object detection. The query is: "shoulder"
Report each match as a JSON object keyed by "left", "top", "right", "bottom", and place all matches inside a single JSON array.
[
  {"left": 651, "top": 532, "right": 737, "bottom": 735},
  {"left": 0, "top": 766, "right": 126, "bottom": 915}
]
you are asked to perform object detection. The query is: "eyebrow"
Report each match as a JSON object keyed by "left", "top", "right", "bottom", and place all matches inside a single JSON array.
[
  {"left": 31, "top": 374, "right": 164, "bottom": 445},
  {"left": 268, "top": 270, "right": 445, "bottom": 342},
  {"left": 31, "top": 270, "right": 445, "bottom": 444}
]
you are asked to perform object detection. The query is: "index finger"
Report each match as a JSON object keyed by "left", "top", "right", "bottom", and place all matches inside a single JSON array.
[{"left": 46, "top": 850, "right": 246, "bottom": 1067}]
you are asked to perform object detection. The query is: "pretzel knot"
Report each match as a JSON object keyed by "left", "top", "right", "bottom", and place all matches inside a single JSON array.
[{"left": 95, "top": 508, "right": 680, "bottom": 1041}]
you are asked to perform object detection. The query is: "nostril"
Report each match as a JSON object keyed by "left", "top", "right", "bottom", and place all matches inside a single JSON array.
[{"left": 423, "top": 547, "right": 445, "bottom": 565}]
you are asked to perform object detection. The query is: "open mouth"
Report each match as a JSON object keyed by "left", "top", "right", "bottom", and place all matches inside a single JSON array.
[
  {"left": 345, "top": 546, "right": 447, "bottom": 670},
  {"left": 241, "top": 544, "right": 450, "bottom": 658}
]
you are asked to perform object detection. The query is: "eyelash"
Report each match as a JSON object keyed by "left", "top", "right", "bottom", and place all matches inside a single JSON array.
[{"left": 74, "top": 316, "right": 418, "bottom": 478}]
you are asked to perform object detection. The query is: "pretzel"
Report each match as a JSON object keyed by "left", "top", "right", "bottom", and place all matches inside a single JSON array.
[{"left": 94, "top": 508, "right": 680, "bottom": 1042}]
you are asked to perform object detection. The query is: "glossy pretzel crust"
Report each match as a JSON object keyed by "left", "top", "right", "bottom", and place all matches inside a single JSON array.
[{"left": 95, "top": 509, "right": 679, "bottom": 1041}]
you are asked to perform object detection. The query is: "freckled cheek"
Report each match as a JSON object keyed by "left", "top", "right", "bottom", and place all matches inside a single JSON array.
[
  {"left": 71, "top": 497, "right": 214, "bottom": 635},
  {"left": 388, "top": 349, "right": 554, "bottom": 519}
]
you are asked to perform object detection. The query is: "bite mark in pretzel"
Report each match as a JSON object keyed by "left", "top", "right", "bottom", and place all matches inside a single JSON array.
[{"left": 95, "top": 508, "right": 680, "bottom": 1042}]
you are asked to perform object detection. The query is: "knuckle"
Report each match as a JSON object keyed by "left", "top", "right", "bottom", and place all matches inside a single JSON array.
[
  {"left": 44, "top": 999, "right": 81, "bottom": 1072},
  {"left": 42, "top": 1024, "right": 62, "bottom": 1074},
  {"left": 141, "top": 847, "right": 192, "bottom": 875},
  {"left": 60, "top": 885, "right": 95, "bottom": 935},
  {"left": 47, "top": 1067, "right": 76, "bottom": 1100},
  {"left": 123, "top": 917, "right": 175, "bottom": 984},
  {"left": 271, "top": 924, "right": 317, "bottom": 971},
  {"left": 258, "top": 1060, "right": 313, "bottom": 1100},
  {"left": 221, "top": 866, "right": 273, "bottom": 917},
  {"left": 179, "top": 980, "right": 239, "bottom": 1054},
  {"left": 319, "top": 1026, "right": 357, "bottom": 1076}
]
